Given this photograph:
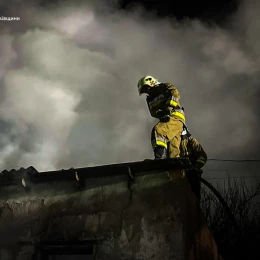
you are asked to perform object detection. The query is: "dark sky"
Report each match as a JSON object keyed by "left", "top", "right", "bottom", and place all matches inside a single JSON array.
[
  {"left": 0, "top": 0, "right": 259, "bottom": 183},
  {"left": 119, "top": 0, "right": 241, "bottom": 24}
]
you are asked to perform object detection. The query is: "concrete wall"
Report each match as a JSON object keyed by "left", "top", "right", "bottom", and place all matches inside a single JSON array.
[{"left": 0, "top": 171, "right": 222, "bottom": 260}]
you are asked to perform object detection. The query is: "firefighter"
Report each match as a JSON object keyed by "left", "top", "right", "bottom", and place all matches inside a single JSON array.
[
  {"left": 138, "top": 75, "right": 187, "bottom": 159},
  {"left": 179, "top": 131, "right": 207, "bottom": 200}
]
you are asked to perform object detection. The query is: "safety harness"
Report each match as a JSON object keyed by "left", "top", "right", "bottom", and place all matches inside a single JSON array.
[{"left": 180, "top": 121, "right": 191, "bottom": 140}]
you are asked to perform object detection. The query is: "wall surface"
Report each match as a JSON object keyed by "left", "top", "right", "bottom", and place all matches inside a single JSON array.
[{"left": 0, "top": 170, "right": 222, "bottom": 260}]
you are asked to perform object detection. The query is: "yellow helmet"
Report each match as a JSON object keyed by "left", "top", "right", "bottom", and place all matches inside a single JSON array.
[{"left": 137, "top": 75, "right": 158, "bottom": 95}]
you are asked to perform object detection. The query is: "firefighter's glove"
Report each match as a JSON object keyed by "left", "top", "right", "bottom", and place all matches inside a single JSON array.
[
  {"left": 194, "top": 162, "right": 204, "bottom": 171},
  {"left": 192, "top": 166, "right": 203, "bottom": 176},
  {"left": 160, "top": 115, "right": 170, "bottom": 123}
]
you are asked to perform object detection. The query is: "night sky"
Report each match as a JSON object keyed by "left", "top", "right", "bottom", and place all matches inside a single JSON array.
[
  {"left": 119, "top": 0, "right": 241, "bottom": 23},
  {"left": 0, "top": 0, "right": 259, "bottom": 186}
]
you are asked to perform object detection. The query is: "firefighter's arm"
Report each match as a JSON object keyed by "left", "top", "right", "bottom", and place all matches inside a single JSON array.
[
  {"left": 146, "top": 97, "right": 161, "bottom": 119},
  {"left": 189, "top": 137, "right": 207, "bottom": 169},
  {"left": 164, "top": 82, "right": 181, "bottom": 108}
]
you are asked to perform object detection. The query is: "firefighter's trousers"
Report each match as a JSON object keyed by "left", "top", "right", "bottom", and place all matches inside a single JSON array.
[{"left": 151, "top": 116, "right": 184, "bottom": 158}]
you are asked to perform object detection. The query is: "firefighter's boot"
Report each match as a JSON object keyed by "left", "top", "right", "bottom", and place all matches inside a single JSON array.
[{"left": 154, "top": 146, "right": 167, "bottom": 159}]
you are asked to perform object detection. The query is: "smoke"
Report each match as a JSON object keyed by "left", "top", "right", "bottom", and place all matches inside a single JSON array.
[{"left": 0, "top": 0, "right": 259, "bottom": 171}]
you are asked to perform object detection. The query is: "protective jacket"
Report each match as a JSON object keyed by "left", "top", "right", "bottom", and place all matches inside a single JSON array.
[
  {"left": 146, "top": 82, "right": 185, "bottom": 122},
  {"left": 179, "top": 136, "right": 207, "bottom": 200},
  {"left": 180, "top": 136, "right": 207, "bottom": 169}
]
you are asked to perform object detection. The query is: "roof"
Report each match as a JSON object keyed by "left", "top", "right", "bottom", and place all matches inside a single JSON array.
[{"left": 0, "top": 158, "right": 192, "bottom": 188}]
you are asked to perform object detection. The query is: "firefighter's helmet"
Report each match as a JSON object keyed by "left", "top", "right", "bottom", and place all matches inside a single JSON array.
[{"left": 137, "top": 75, "right": 158, "bottom": 95}]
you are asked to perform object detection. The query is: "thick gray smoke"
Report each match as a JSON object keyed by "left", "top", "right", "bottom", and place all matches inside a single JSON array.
[{"left": 0, "top": 0, "right": 259, "bottom": 172}]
